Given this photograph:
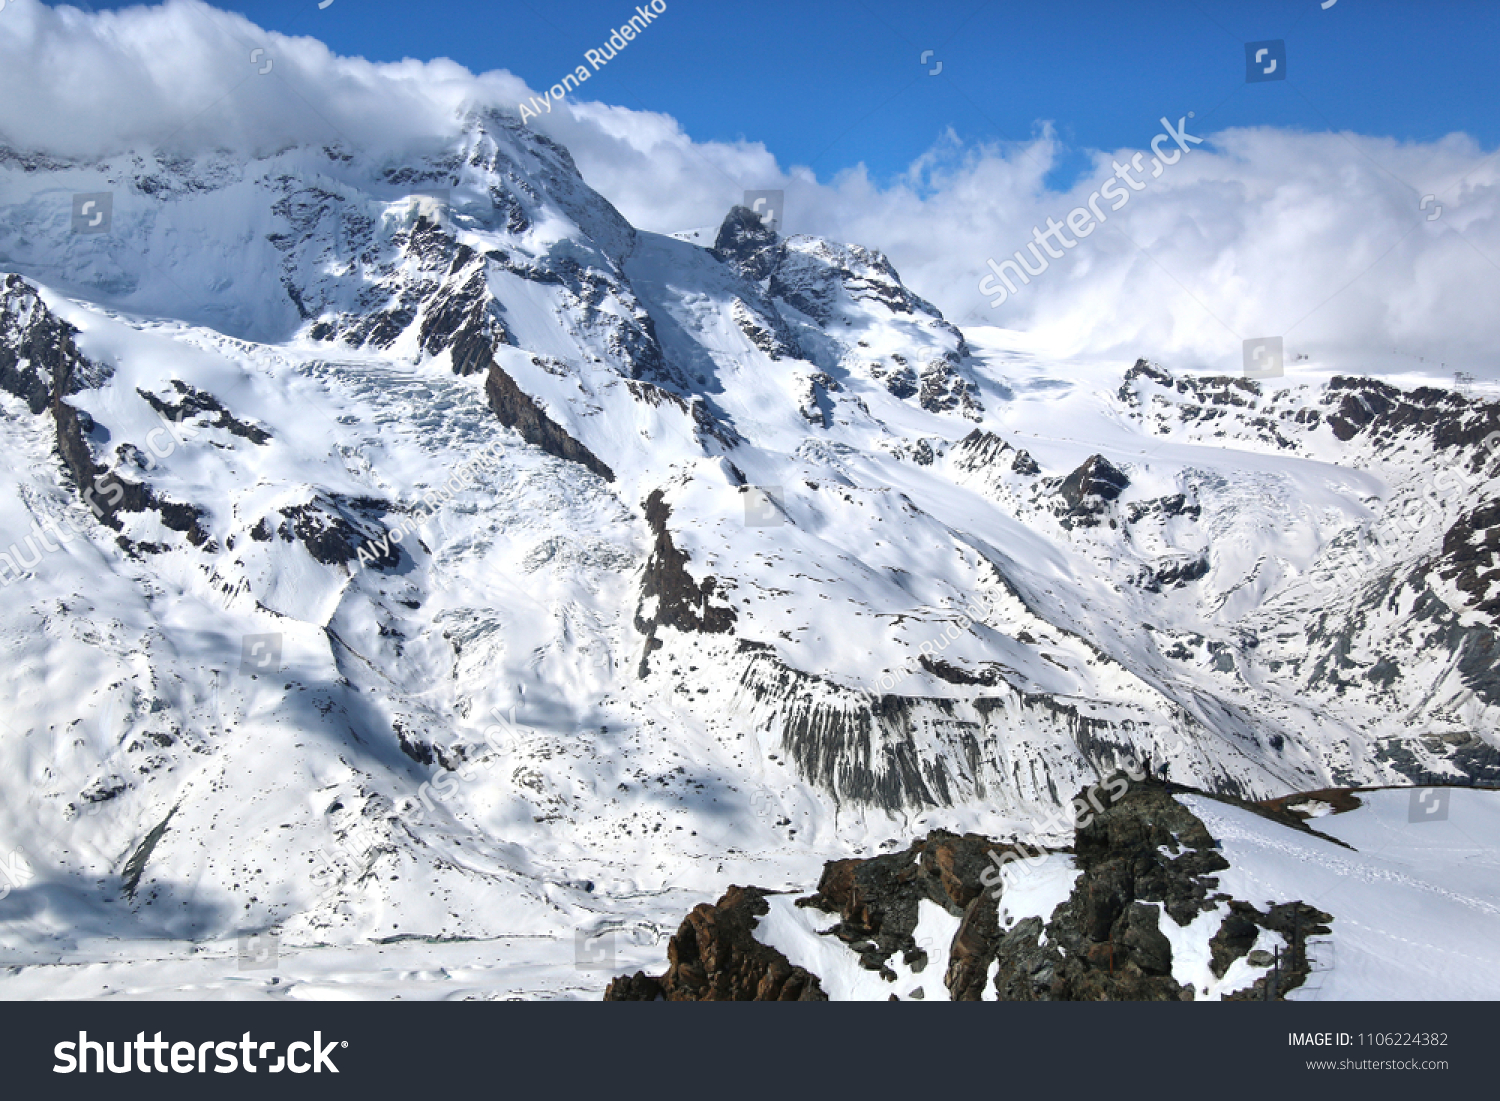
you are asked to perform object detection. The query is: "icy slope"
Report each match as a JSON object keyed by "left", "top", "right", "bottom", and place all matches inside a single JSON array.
[{"left": 1184, "top": 788, "right": 1500, "bottom": 1000}]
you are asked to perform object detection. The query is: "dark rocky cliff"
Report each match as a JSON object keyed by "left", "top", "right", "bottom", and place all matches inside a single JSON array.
[{"left": 606, "top": 778, "right": 1333, "bottom": 1001}]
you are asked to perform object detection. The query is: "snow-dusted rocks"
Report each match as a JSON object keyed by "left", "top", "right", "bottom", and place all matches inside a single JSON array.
[{"left": 608, "top": 779, "right": 1500, "bottom": 1001}]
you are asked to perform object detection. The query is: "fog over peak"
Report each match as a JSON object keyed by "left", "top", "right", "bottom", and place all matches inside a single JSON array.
[{"left": 3, "top": 0, "right": 1497, "bottom": 376}]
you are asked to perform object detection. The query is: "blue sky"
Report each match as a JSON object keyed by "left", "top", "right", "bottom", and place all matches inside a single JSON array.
[
  {"left": 16, "top": 0, "right": 1500, "bottom": 372},
  {"left": 53, "top": 0, "right": 1500, "bottom": 189}
]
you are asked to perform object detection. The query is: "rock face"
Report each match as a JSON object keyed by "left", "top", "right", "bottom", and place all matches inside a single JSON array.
[
  {"left": 251, "top": 494, "right": 402, "bottom": 570},
  {"left": 954, "top": 428, "right": 1040, "bottom": 478},
  {"left": 633, "top": 489, "right": 739, "bottom": 675},
  {"left": 603, "top": 885, "right": 827, "bottom": 1001},
  {"left": 985, "top": 782, "right": 1328, "bottom": 1001},
  {"left": 802, "top": 831, "right": 1011, "bottom": 999},
  {"left": 711, "top": 205, "right": 781, "bottom": 282},
  {"left": 730, "top": 648, "right": 1201, "bottom": 815},
  {"left": 1054, "top": 454, "right": 1130, "bottom": 529},
  {"left": 606, "top": 778, "right": 1333, "bottom": 1001},
  {"left": 0, "top": 275, "right": 211, "bottom": 549},
  {"left": 0, "top": 273, "right": 105, "bottom": 412},
  {"left": 707, "top": 206, "right": 983, "bottom": 421},
  {"left": 484, "top": 359, "right": 615, "bottom": 483}
]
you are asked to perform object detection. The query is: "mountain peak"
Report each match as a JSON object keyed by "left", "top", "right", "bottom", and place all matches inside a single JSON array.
[{"left": 711, "top": 204, "right": 781, "bottom": 281}]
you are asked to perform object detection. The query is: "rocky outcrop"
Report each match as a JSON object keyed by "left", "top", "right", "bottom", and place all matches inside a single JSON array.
[
  {"left": 0, "top": 273, "right": 109, "bottom": 412},
  {"left": 954, "top": 428, "right": 1040, "bottom": 478},
  {"left": 603, "top": 885, "right": 827, "bottom": 1001},
  {"left": 731, "top": 648, "right": 1225, "bottom": 814},
  {"left": 633, "top": 489, "right": 737, "bottom": 675},
  {"left": 416, "top": 244, "right": 513, "bottom": 375},
  {"left": 731, "top": 297, "right": 801, "bottom": 361},
  {"left": 711, "top": 205, "right": 782, "bottom": 282},
  {"left": 250, "top": 494, "right": 402, "bottom": 570},
  {"left": 801, "top": 831, "right": 1010, "bottom": 997},
  {"left": 917, "top": 352, "right": 983, "bottom": 420},
  {"left": 1323, "top": 375, "right": 1500, "bottom": 453},
  {"left": 485, "top": 359, "right": 615, "bottom": 482},
  {"left": 1054, "top": 454, "right": 1130, "bottom": 529},
  {"left": 605, "top": 779, "right": 1334, "bottom": 1002},
  {"left": 1439, "top": 498, "right": 1500, "bottom": 619},
  {"left": 0, "top": 276, "right": 210, "bottom": 547},
  {"left": 795, "top": 371, "right": 839, "bottom": 428},
  {"left": 136, "top": 380, "right": 272, "bottom": 444}
]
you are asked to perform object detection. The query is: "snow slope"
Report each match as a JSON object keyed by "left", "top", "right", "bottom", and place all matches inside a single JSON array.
[
  {"left": 0, "top": 106, "right": 1494, "bottom": 999},
  {"left": 1182, "top": 789, "right": 1500, "bottom": 1000}
]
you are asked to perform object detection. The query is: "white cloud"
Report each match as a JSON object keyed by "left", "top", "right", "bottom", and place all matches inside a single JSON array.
[{"left": 3, "top": 0, "right": 1498, "bottom": 375}]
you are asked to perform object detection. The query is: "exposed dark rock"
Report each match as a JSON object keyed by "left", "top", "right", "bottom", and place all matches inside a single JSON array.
[
  {"left": 1321, "top": 376, "right": 1500, "bottom": 455},
  {"left": 605, "top": 779, "right": 1335, "bottom": 1002},
  {"left": 122, "top": 805, "right": 178, "bottom": 899},
  {"left": 918, "top": 655, "right": 1005, "bottom": 686},
  {"left": 0, "top": 274, "right": 107, "bottom": 412},
  {"left": 1125, "top": 493, "right": 1202, "bottom": 524},
  {"left": 1439, "top": 498, "right": 1500, "bottom": 618},
  {"left": 416, "top": 252, "right": 513, "bottom": 375},
  {"left": 136, "top": 380, "right": 272, "bottom": 444},
  {"left": 917, "top": 353, "right": 983, "bottom": 420},
  {"left": 1054, "top": 454, "right": 1130, "bottom": 529},
  {"left": 954, "top": 429, "right": 1040, "bottom": 477},
  {"left": 732, "top": 641, "right": 1214, "bottom": 815},
  {"left": 56, "top": 385, "right": 210, "bottom": 546},
  {"left": 711, "top": 205, "right": 781, "bottom": 282},
  {"left": 603, "top": 885, "right": 827, "bottom": 1001},
  {"left": 796, "top": 372, "right": 839, "bottom": 429},
  {"left": 485, "top": 360, "right": 615, "bottom": 482},
  {"left": 1117, "top": 357, "right": 1173, "bottom": 402},
  {"left": 873, "top": 361, "right": 917, "bottom": 399},
  {"left": 624, "top": 379, "right": 741, "bottom": 451},
  {"left": 798, "top": 830, "right": 1010, "bottom": 996},
  {"left": 633, "top": 489, "right": 737, "bottom": 675},
  {"left": 0, "top": 276, "right": 212, "bottom": 547},
  {"left": 731, "top": 297, "right": 801, "bottom": 360},
  {"left": 258, "top": 494, "right": 402, "bottom": 570},
  {"left": 1134, "top": 555, "right": 1211, "bottom": 592}
]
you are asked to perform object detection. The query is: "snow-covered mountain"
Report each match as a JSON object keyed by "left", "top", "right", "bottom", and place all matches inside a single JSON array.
[{"left": 0, "top": 107, "right": 1494, "bottom": 998}]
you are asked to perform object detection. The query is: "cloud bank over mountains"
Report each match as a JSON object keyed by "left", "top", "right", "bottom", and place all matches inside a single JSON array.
[{"left": 2, "top": 0, "right": 1497, "bottom": 374}]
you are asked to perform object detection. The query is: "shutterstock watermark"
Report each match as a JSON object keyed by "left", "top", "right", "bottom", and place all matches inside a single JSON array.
[
  {"left": 518, "top": 1, "right": 667, "bottom": 123},
  {"left": 0, "top": 473, "right": 125, "bottom": 587},
  {"left": 239, "top": 633, "right": 283, "bottom": 677},
  {"left": 0, "top": 849, "right": 33, "bottom": 901},
  {"left": 742, "top": 485, "right": 784, "bottom": 526},
  {"left": 978, "top": 115, "right": 1205, "bottom": 308},
  {"left": 978, "top": 729, "right": 1190, "bottom": 899},
  {"left": 0, "top": 402, "right": 204, "bottom": 588},
  {"left": 238, "top": 929, "right": 280, "bottom": 970},
  {"left": 54, "top": 1032, "right": 344, "bottom": 1074},
  {"left": 1408, "top": 788, "right": 1450, "bottom": 824},
  {"left": 870, "top": 596, "right": 999, "bottom": 695},
  {"left": 1244, "top": 336, "right": 1284, "bottom": 379},
  {"left": 1245, "top": 40, "right": 1286, "bottom": 83},
  {"left": 575, "top": 922, "right": 664, "bottom": 971},
  {"left": 743, "top": 189, "right": 784, "bottom": 234},
  {"left": 71, "top": 192, "right": 112, "bottom": 235},
  {"left": 355, "top": 441, "right": 506, "bottom": 569}
]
